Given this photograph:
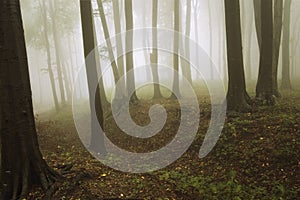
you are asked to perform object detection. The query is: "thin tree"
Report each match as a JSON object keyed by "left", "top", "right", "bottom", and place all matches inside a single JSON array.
[
  {"left": 125, "top": 0, "right": 139, "bottom": 102},
  {"left": 80, "top": 0, "right": 106, "bottom": 154},
  {"left": 38, "top": 0, "right": 60, "bottom": 111},
  {"left": 171, "top": 0, "right": 181, "bottom": 98},
  {"left": 112, "top": 0, "right": 126, "bottom": 96},
  {"left": 183, "top": 0, "right": 193, "bottom": 85},
  {"left": 253, "top": 0, "right": 262, "bottom": 51},
  {"left": 256, "top": 0, "right": 275, "bottom": 105},
  {"left": 0, "top": 0, "right": 60, "bottom": 198},
  {"left": 96, "top": 0, "right": 123, "bottom": 100},
  {"left": 48, "top": 0, "right": 67, "bottom": 105},
  {"left": 272, "top": 0, "right": 284, "bottom": 97},
  {"left": 151, "top": 0, "right": 163, "bottom": 99},
  {"left": 281, "top": 0, "right": 292, "bottom": 90},
  {"left": 224, "top": 0, "right": 251, "bottom": 112}
]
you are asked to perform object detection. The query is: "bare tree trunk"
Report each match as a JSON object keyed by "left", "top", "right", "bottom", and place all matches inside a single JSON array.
[
  {"left": 0, "top": 1, "right": 60, "bottom": 199},
  {"left": 112, "top": 0, "right": 126, "bottom": 96},
  {"left": 125, "top": 0, "right": 139, "bottom": 103},
  {"left": 208, "top": 0, "right": 214, "bottom": 80},
  {"left": 49, "top": 0, "right": 66, "bottom": 105},
  {"left": 182, "top": 0, "right": 192, "bottom": 85},
  {"left": 253, "top": 0, "right": 262, "bottom": 51},
  {"left": 80, "top": 0, "right": 106, "bottom": 154},
  {"left": 224, "top": 0, "right": 251, "bottom": 112},
  {"left": 96, "top": 0, "right": 123, "bottom": 100},
  {"left": 151, "top": 0, "right": 163, "bottom": 99},
  {"left": 256, "top": 0, "right": 275, "bottom": 105},
  {"left": 39, "top": 0, "right": 59, "bottom": 111},
  {"left": 272, "top": 0, "right": 283, "bottom": 97},
  {"left": 281, "top": 0, "right": 292, "bottom": 90},
  {"left": 171, "top": 0, "right": 181, "bottom": 99}
]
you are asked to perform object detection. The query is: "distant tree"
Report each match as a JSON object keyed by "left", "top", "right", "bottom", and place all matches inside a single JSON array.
[
  {"left": 256, "top": 0, "right": 275, "bottom": 105},
  {"left": 224, "top": 0, "right": 251, "bottom": 112},
  {"left": 125, "top": 0, "right": 139, "bottom": 102},
  {"left": 208, "top": 0, "right": 214, "bottom": 79},
  {"left": 151, "top": 0, "right": 163, "bottom": 99},
  {"left": 281, "top": 0, "right": 292, "bottom": 90},
  {"left": 182, "top": 0, "right": 192, "bottom": 85},
  {"left": 171, "top": 0, "right": 181, "bottom": 98},
  {"left": 48, "top": 0, "right": 67, "bottom": 104},
  {"left": 112, "top": 0, "right": 126, "bottom": 96},
  {"left": 0, "top": 0, "right": 59, "bottom": 199},
  {"left": 38, "top": 0, "right": 60, "bottom": 111},
  {"left": 80, "top": 0, "right": 106, "bottom": 154},
  {"left": 96, "top": 0, "right": 123, "bottom": 100}
]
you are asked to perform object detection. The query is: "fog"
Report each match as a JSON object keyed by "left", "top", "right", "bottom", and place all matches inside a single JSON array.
[{"left": 19, "top": 0, "right": 300, "bottom": 113}]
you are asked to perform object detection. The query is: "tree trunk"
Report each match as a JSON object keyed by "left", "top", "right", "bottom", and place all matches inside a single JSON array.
[
  {"left": 125, "top": 0, "right": 139, "bottom": 103},
  {"left": 80, "top": 0, "right": 106, "bottom": 154},
  {"left": 253, "top": 0, "right": 262, "bottom": 51},
  {"left": 0, "top": 1, "right": 59, "bottom": 199},
  {"left": 48, "top": 0, "right": 67, "bottom": 105},
  {"left": 208, "top": 0, "right": 214, "bottom": 80},
  {"left": 171, "top": 0, "right": 181, "bottom": 99},
  {"left": 224, "top": 0, "right": 251, "bottom": 112},
  {"left": 39, "top": 0, "right": 60, "bottom": 112},
  {"left": 96, "top": 0, "right": 124, "bottom": 100},
  {"left": 256, "top": 0, "right": 275, "bottom": 105},
  {"left": 272, "top": 0, "right": 284, "bottom": 97},
  {"left": 151, "top": 0, "right": 163, "bottom": 99},
  {"left": 183, "top": 0, "right": 192, "bottom": 85},
  {"left": 281, "top": 0, "right": 292, "bottom": 90},
  {"left": 112, "top": 0, "right": 127, "bottom": 97}
]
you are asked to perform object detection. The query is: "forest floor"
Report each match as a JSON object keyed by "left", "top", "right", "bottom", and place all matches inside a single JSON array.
[{"left": 27, "top": 89, "right": 299, "bottom": 200}]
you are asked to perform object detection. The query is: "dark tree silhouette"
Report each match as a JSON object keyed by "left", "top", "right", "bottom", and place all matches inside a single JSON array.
[
  {"left": 0, "top": 0, "right": 59, "bottom": 199},
  {"left": 256, "top": 0, "right": 275, "bottom": 105},
  {"left": 80, "top": 0, "right": 106, "bottom": 154},
  {"left": 224, "top": 0, "right": 251, "bottom": 112}
]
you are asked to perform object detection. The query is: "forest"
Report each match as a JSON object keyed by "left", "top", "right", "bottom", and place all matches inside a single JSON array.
[{"left": 0, "top": 0, "right": 299, "bottom": 199}]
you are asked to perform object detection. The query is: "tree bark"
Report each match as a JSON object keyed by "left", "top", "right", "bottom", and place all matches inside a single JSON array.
[
  {"left": 0, "top": 1, "right": 59, "bottom": 199},
  {"left": 224, "top": 0, "right": 251, "bottom": 112}
]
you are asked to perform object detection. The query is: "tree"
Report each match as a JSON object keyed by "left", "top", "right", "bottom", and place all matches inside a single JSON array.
[
  {"left": 0, "top": 0, "right": 59, "bottom": 199},
  {"left": 151, "top": 0, "right": 163, "bottom": 99},
  {"left": 272, "top": 0, "right": 284, "bottom": 97},
  {"left": 112, "top": 0, "right": 126, "bottom": 96},
  {"left": 255, "top": 0, "right": 275, "bottom": 105},
  {"left": 224, "top": 0, "right": 251, "bottom": 112},
  {"left": 38, "top": 0, "right": 60, "bottom": 112},
  {"left": 171, "top": 0, "right": 181, "bottom": 99},
  {"left": 281, "top": 0, "right": 292, "bottom": 90},
  {"left": 253, "top": 0, "right": 262, "bottom": 51},
  {"left": 80, "top": 0, "right": 106, "bottom": 154},
  {"left": 96, "top": 0, "right": 123, "bottom": 100},
  {"left": 125, "top": 0, "right": 139, "bottom": 102},
  {"left": 182, "top": 0, "right": 192, "bottom": 85}
]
